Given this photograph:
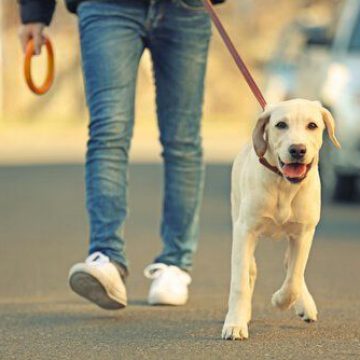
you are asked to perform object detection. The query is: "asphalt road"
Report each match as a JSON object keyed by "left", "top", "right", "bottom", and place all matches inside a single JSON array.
[{"left": 1, "top": 164, "right": 359, "bottom": 360}]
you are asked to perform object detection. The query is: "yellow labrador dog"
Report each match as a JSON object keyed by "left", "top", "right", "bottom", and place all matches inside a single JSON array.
[{"left": 222, "top": 99, "right": 340, "bottom": 340}]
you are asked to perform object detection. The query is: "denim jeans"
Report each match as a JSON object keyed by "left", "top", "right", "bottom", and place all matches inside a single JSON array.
[{"left": 77, "top": 0, "right": 211, "bottom": 272}]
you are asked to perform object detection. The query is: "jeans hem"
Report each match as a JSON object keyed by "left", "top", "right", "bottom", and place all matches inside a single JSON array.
[{"left": 153, "top": 257, "right": 192, "bottom": 273}]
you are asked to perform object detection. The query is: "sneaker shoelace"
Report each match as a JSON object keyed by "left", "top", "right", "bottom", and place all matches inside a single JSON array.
[{"left": 144, "top": 263, "right": 191, "bottom": 285}]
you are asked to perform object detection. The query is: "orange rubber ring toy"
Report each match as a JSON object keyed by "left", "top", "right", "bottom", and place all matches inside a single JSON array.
[{"left": 24, "top": 36, "right": 54, "bottom": 95}]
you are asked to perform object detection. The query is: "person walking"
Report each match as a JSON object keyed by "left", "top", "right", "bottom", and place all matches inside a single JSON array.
[{"left": 18, "top": 0, "right": 223, "bottom": 309}]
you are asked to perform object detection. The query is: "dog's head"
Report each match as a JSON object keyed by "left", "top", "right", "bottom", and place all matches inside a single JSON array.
[{"left": 252, "top": 99, "right": 340, "bottom": 183}]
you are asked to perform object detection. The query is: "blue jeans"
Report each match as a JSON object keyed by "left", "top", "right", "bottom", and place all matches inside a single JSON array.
[{"left": 77, "top": 0, "right": 211, "bottom": 272}]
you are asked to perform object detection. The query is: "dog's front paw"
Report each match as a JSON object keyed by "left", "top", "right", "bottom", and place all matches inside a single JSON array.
[
  {"left": 272, "top": 287, "right": 299, "bottom": 310},
  {"left": 222, "top": 323, "right": 249, "bottom": 340},
  {"left": 294, "top": 292, "right": 318, "bottom": 322}
]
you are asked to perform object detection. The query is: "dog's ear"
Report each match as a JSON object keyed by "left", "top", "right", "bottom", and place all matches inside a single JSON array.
[
  {"left": 321, "top": 107, "right": 341, "bottom": 149},
  {"left": 252, "top": 108, "right": 272, "bottom": 157},
  {"left": 312, "top": 100, "right": 322, "bottom": 107}
]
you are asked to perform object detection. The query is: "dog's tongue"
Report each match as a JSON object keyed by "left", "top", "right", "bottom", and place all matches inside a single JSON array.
[{"left": 282, "top": 163, "right": 307, "bottom": 178}]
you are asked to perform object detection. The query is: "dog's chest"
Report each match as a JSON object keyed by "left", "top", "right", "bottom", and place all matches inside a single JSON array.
[
  {"left": 258, "top": 185, "right": 298, "bottom": 239},
  {"left": 274, "top": 190, "right": 293, "bottom": 225},
  {"left": 260, "top": 207, "right": 296, "bottom": 241},
  {"left": 257, "top": 181, "right": 320, "bottom": 240}
]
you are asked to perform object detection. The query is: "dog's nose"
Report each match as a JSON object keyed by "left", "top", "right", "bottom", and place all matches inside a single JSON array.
[{"left": 289, "top": 144, "right": 306, "bottom": 160}]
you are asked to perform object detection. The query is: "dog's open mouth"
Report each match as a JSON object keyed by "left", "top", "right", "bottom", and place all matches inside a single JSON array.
[{"left": 278, "top": 157, "right": 313, "bottom": 183}]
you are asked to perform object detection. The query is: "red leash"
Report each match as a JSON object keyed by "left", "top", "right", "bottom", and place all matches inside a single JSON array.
[
  {"left": 202, "top": 1, "right": 285, "bottom": 177},
  {"left": 203, "top": 0, "right": 267, "bottom": 110}
]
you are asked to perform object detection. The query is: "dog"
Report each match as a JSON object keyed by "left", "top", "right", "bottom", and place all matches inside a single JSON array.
[{"left": 222, "top": 99, "right": 340, "bottom": 340}]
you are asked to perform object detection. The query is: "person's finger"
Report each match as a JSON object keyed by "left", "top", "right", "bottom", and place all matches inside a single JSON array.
[{"left": 33, "top": 31, "right": 43, "bottom": 55}]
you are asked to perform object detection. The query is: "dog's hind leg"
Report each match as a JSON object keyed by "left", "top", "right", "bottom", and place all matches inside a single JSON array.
[{"left": 272, "top": 228, "right": 315, "bottom": 310}]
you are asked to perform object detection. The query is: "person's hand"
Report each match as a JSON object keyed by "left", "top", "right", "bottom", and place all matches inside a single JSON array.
[{"left": 18, "top": 23, "right": 46, "bottom": 55}]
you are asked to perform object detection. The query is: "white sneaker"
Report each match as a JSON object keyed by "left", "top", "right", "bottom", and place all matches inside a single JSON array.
[
  {"left": 144, "top": 263, "right": 191, "bottom": 306},
  {"left": 68, "top": 252, "right": 127, "bottom": 309}
]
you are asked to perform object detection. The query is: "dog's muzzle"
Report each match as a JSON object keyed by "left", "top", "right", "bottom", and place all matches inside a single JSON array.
[{"left": 278, "top": 157, "right": 313, "bottom": 183}]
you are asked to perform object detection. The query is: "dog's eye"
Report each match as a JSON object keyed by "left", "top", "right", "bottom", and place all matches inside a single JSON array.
[
  {"left": 275, "top": 121, "right": 288, "bottom": 129},
  {"left": 307, "top": 122, "right": 318, "bottom": 130}
]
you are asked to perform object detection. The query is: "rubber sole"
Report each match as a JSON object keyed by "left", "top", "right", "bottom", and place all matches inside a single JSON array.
[{"left": 69, "top": 271, "right": 126, "bottom": 310}]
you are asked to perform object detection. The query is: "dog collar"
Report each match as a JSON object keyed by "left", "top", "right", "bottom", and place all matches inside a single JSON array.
[{"left": 259, "top": 157, "right": 282, "bottom": 177}]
